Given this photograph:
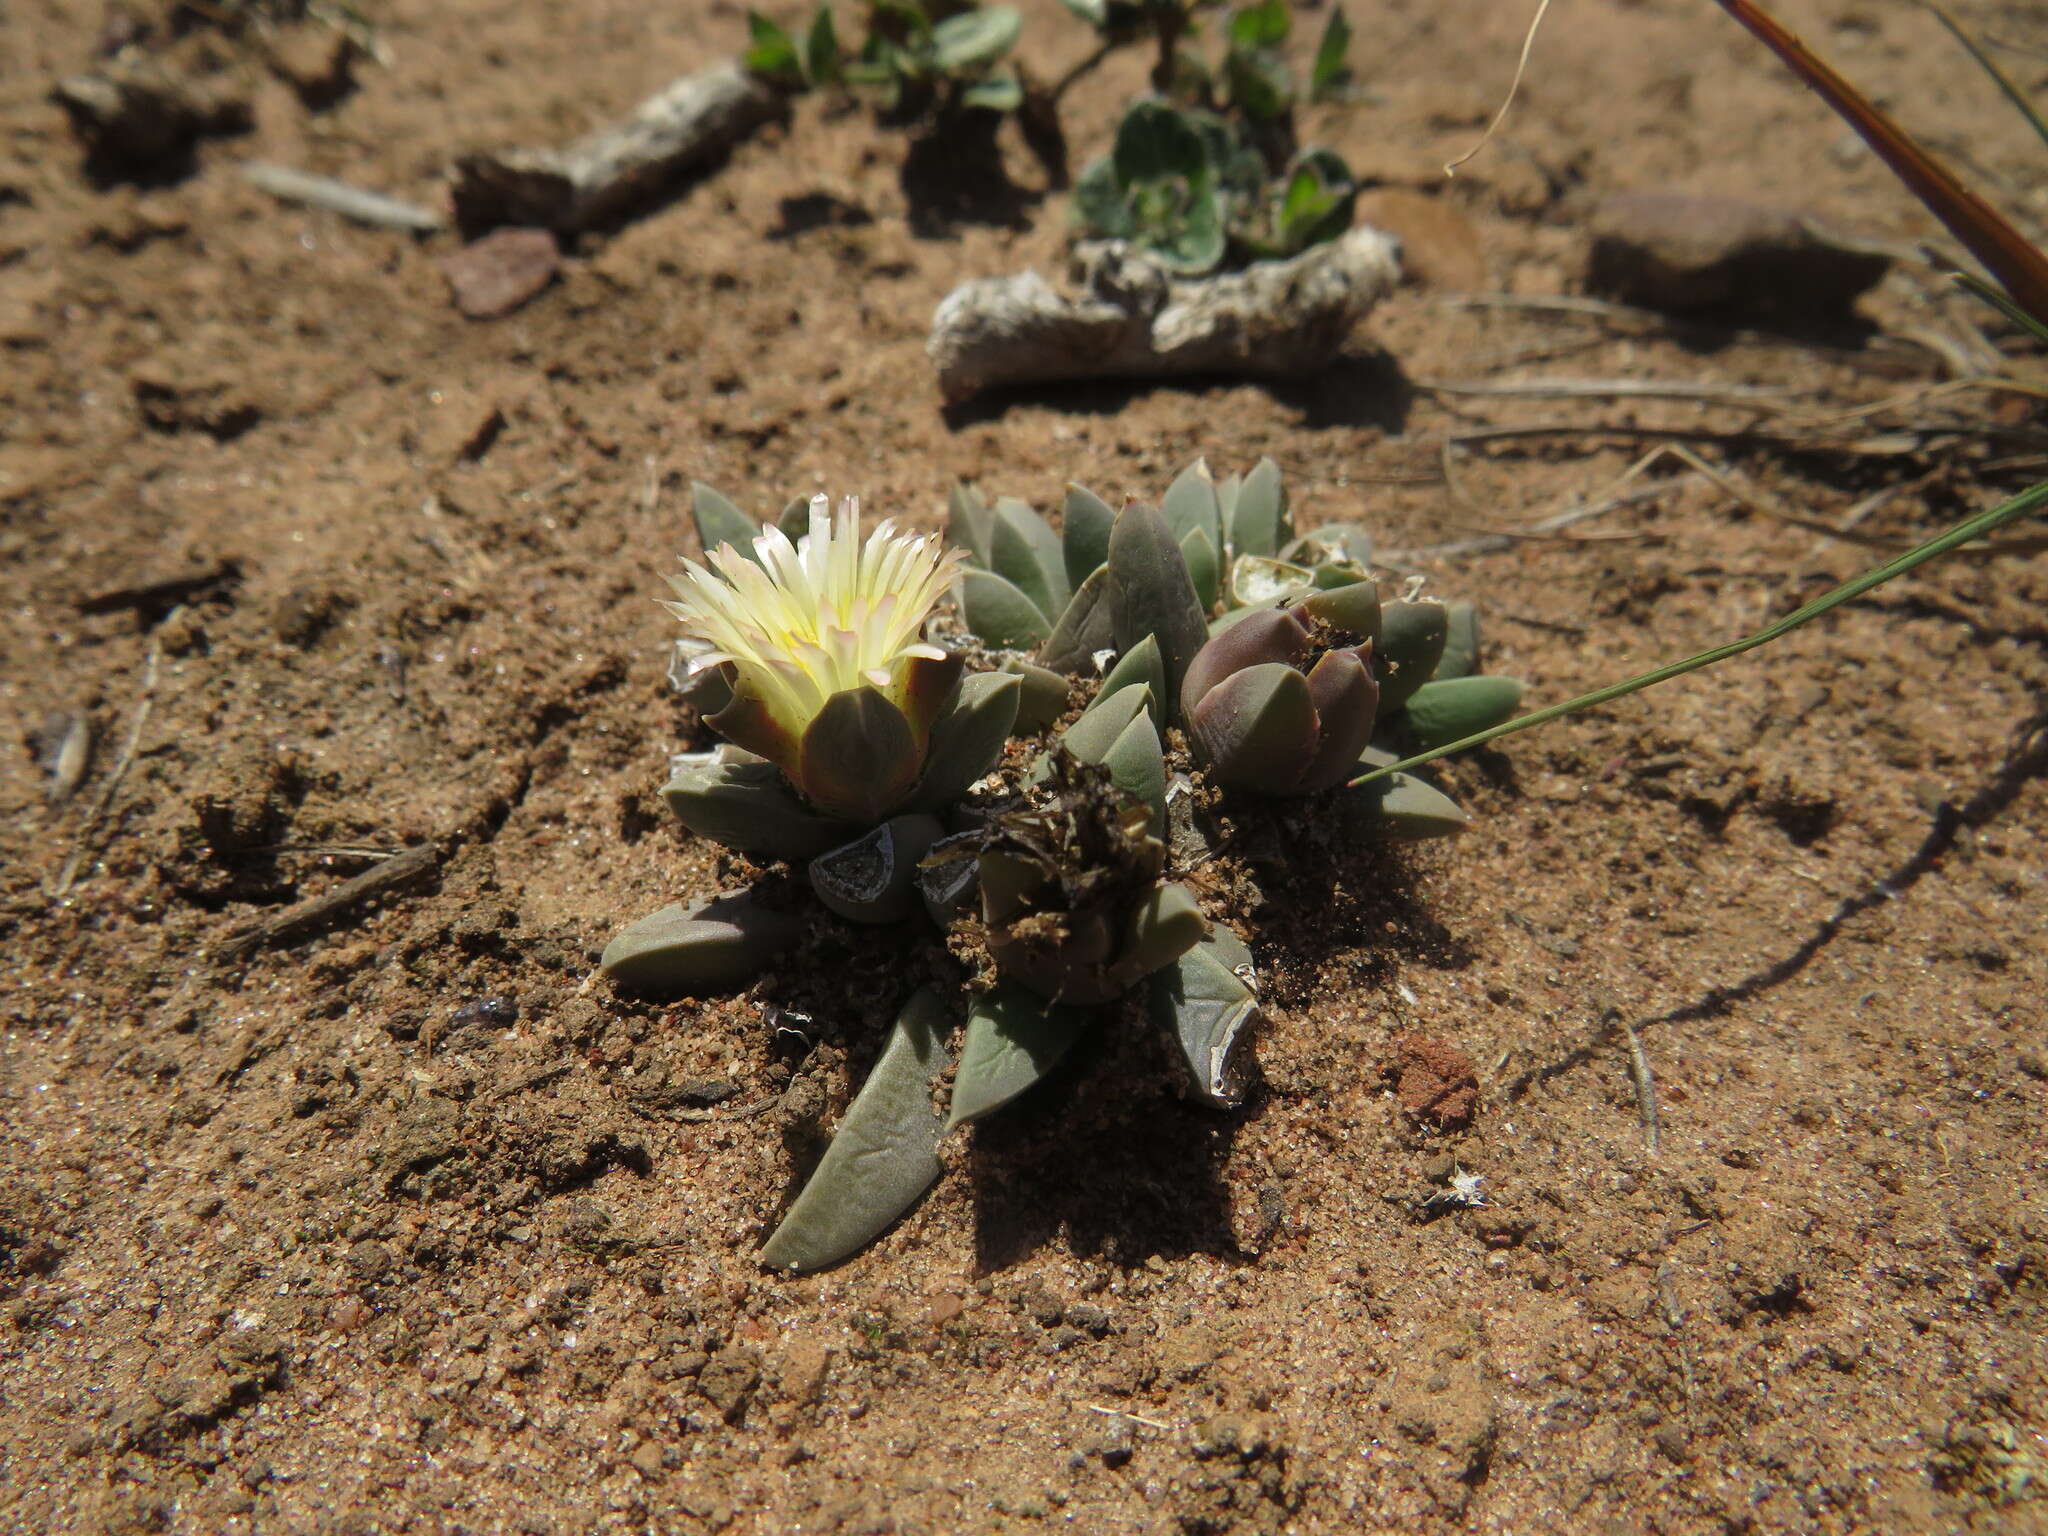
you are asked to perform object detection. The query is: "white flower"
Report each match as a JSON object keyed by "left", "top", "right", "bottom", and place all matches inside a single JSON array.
[{"left": 663, "top": 494, "right": 963, "bottom": 742}]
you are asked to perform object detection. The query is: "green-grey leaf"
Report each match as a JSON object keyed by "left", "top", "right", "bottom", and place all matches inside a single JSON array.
[
  {"left": 999, "top": 656, "right": 1070, "bottom": 734},
  {"left": 602, "top": 892, "right": 805, "bottom": 996},
  {"left": 1071, "top": 154, "right": 1131, "bottom": 240},
  {"left": 1291, "top": 522, "right": 1373, "bottom": 567},
  {"left": 692, "top": 482, "right": 760, "bottom": 562},
  {"left": 1376, "top": 598, "right": 1449, "bottom": 712},
  {"left": 1192, "top": 662, "right": 1316, "bottom": 788},
  {"left": 805, "top": 3, "right": 842, "bottom": 85},
  {"left": 1433, "top": 601, "right": 1481, "bottom": 681},
  {"left": 663, "top": 757, "right": 850, "bottom": 861},
  {"left": 1227, "top": 457, "right": 1288, "bottom": 559},
  {"left": 1062, "top": 484, "right": 1116, "bottom": 590},
  {"left": 1120, "top": 881, "right": 1209, "bottom": 982},
  {"left": 1102, "top": 706, "right": 1167, "bottom": 834},
  {"left": 1038, "top": 563, "right": 1114, "bottom": 674},
  {"left": 991, "top": 498, "right": 1069, "bottom": 621},
  {"left": 760, "top": 989, "right": 954, "bottom": 1273},
  {"left": 946, "top": 985, "right": 1092, "bottom": 1129},
  {"left": 1299, "top": 578, "right": 1380, "bottom": 643},
  {"left": 1228, "top": 554, "right": 1312, "bottom": 610},
  {"left": 1161, "top": 458, "right": 1223, "bottom": 552},
  {"left": 1107, "top": 500, "right": 1210, "bottom": 723},
  {"left": 1062, "top": 682, "right": 1152, "bottom": 763},
  {"left": 1310, "top": 3, "right": 1353, "bottom": 101},
  {"left": 1352, "top": 767, "right": 1471, "bottom": 840},
  {"left": 961, "top": 72, "right": 1022, "bottom": 111},
  {"left": 1402, "top": 676, "right": 1523, "bottom": 751},
  {"left": 1150, "top": 926, "right": 1257, "bottom": 1108},
  {"left": 959, "top": 568, "right": 1051, "bottom": 649},
  {"left": 744, "top": 9, "right": 801, "bottom": 81},
  {"left": 912, "top": 670, "right": 1021, "bottom": 809},
  {"left": 930, "top": 5, "right": 1021, "bottom": 71},
  {"left": 1097, "top": 632, "right": 1165, "bottom": 714},
  {"left": 949, "top": 482, "right": 994, "bottom": 567},
  {"left": 1180, "top": 526, "right": 1219, "bottom": 612},
  {"left": 777, "top": 495, "right": 812, "bottom": 543},
  {"left": 809, "top": 814, "right": 944, "bottom": 923}
]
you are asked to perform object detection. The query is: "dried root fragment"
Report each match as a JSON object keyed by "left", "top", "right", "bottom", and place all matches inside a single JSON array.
[
  {"left": 452, "top": 61, "right": 786, "bottom": 235},
  {"left": 927, "top": 226, "right": 1401, "bottom": 405}
]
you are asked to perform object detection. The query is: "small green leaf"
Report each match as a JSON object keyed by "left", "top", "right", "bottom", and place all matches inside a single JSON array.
[
  {"left": 663, "top": 757, "right": 850, "bottom": 861},
  {"left": 1062, "top": 682, "right": 1152, "bottom": 763},
  {"left": 947, "top": 986, "right": 1093, "bottom": 1128},
  {"left": 960, "top": 568, "right": 1051, "bottom": 649},
  {"left": 1224, "top": 44, "right": 1291, "bottom": 123},
  {"left": 1227, "top": 0, "right": 1290, "bottom": 50},
  {"left": 991, "top": 499, "right": 1070, "bottom": 621},
  {"left": 1071, "top": 154, "right": 1133, "bottom": 239},
  {"left": 744, "top": 9, "right": 802, "bottom": 82},
  {"left": 999, "top": 657, "right": 1071, "bottom": 734},
  {"left": 1150, "top": 927, "right": 1257, "bottom": 1108},
  {"left": 912, "top": 670, "right": 1022, "bottom": 809},
  {"left": 962, "top": 72, "right": 1023, "bottom": 111},
  {"left": 691, "top": 482, "right": 760, "bottom": 563},
  {"left": 930, "top": 5, "right": 1022, "bottom": 71},
  {"left": 1355, "top": 769, "right": 1471, "bottom": 840},
  {"left": 1433, "top": 601, "right": 1481, "bottom": 681},
  {"left": 1097, "top": 632, "right": 1165, "bottom": 714},
  {"left": 1062, "top": 484, "right": 1116, "bottom": 589},
  {"left": 948, "top": 481, "right": 994, "bottom": 566},
  {"left": 1402, "top": 676, "right": 1524, "bottom": 751},
  {"left": 1102, "top": 706, "right": 1167, "bottom": 833},
  {"left": 1310, "top": 3, "right": 1353, "bottom": 101},
  {"left": 1038, "top": 564, "right": 1115, "bottom": 675},
  {"left": 761, "top": 989, "right": 954, "bottom": 1272},
  {"left": 805, "top": 4, "right": 843, "bottom": 85},
  {"left": 1121, "top": 881, "right": 1209, "bottom": 982},
  {"left": 1226, "top": 457, "right": 1288, "bottom": 559},
  {"left": 1161, "top": 458, "right": 1224, "bottom": 552},
  {"left": 602, "top": 892, "right": 806, "bottom": 997},
  {"left": 1375, "top": 599, "right": 1449, "bottom": 712},
  {"left": 1181, "top": 526, "right": 1219, "bottom": 612},
  {"left": 1107, "top": 500, "right": 1211, "bottom": 724}
]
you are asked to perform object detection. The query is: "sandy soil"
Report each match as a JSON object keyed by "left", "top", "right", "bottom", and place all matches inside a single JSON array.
[{"left": 3, "top": 0, "right": 2046, "bottom": 1531}]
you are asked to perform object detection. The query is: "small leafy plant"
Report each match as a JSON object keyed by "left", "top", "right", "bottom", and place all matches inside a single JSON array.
[
  {"left": 602, "top": 461, "right": 1517, "bottom": 1272},
  {"left": 746, "top": 0, "right": 1025, "bottom": 117}
]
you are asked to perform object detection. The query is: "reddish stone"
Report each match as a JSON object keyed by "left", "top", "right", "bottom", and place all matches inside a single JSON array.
[
  {"left": 440, "top": 227, "right": 559, "bottom": 319},
  {"left": 1390, "top": 1031, "right": 1480, "bottom": 1128}
]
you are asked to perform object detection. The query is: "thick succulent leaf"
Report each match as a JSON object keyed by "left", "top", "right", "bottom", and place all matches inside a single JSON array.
[
  {"left": 1113, "top": 99, "right": 1212, "bottom": 187},
  {"left": 662, "top": 757, "right": 849, "bottom": 861},
  {"left": 1160, "top": 458, "right": 1224, "bottom": 553},
  {"left": 810, "top": 814, "right": 944, "bottom": 923},
  {"left": 1311, "top": 561, "right": 1369, "bottom": 591},
  {"left": 760, "top": 989, "right": 954, "bottom": 1273},
  {"left": 1107, "top": 500, "right": 1210, "bottom": 724},
  {"left": 949, "top": 482, "right": 994, "bottom": 567},
  {"left": 946, "top": 985, "right": 1092, "bottom": 1129},
  {"left": 1119, "top": 881, "right": 1210, "bottom": 982},
  {"left": 1097, "top": 632, "right": 1165, "bottom": 715},
  {"left": 1215, "top": 470, "right": 1242, "bottom": 529},
  {"left": 1103, "top": 706, "right": 1167, "bottom": 833},
  {"left": 976, "top": 847, "right": 1051, "bottom": 928},
  {"left": 959, "top": 568, "right": 1051, "bottom": 649},
  {"left": 1227, "top": 555, "right": 1310, "bottom": 609},
  {"left": 798, "top": 687, "right": 921, "bottom": 825},
  {"left": 1402, "top": 675, "right": 1524, "bottom": 751},
  {"left": 1291, "top": 522, "right": 1373, "bottom": 567},
  {"left": 602, "top": 893, "right": 805, "bottom": 996},
  {"left": 1062, "top": 682, "right": 1152, "bottom": 763},
  {"left": 1150, "top": 926, "right": 1257, "bottom": 1108},
  {"left": 991, "top": 498, "right": 1070, "bottom": 621},
  {"left": 1037, "top": 564, "right": 1113, "bottom": 674},
  {"left": 1433, "top": 601, "right": 1481, "bottom": 681},
  {"left": 1375, "top": 599, "right": 1449, "bottom": 712},
  {"left": 918, "top": 833, "right": 982, "bottom": 925},
  {"left": 930, "top": 4, "right": 1021, "bottom": 71},
  {"left": 1299, "top": 578, "right": 1380, "bottom": 644},
  {"left": 1062, "top": 484, "right": 1116, "bottom": 590},
  {"left": 1350, "top": 753, "right": 1471, "bottom": 840},
  {"left": 691, "top": 482, "right": 760, "bottom": 562},
  {"left": 1227, "top": 457, "right": 1288, "bottom": 560},
  {"left": 1188, "top": 662, "right": 1316, "bottom": 792},
  {"left": 911, "top": 670, "right": 1021, "bottom": 809},
  {"left": 1297, "top": 648, "right": 1380, "bottom": 793},
  {"left": 1180, "top": 607, "right": 1308, "bottom": 721},
  {"left": 999, "top": 657, "right": 1070, "bottom": 733},
  {"left": 1180, "top": 526, "right": 1220, "bottom": 612}
]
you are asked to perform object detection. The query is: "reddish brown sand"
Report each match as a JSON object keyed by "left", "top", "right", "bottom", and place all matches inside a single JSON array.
[{"left": 3, "top": 1, "right": 2045, "bottom": 1531}]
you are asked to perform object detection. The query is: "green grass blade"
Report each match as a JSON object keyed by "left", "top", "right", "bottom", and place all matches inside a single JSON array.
[
  {"left": 1953, "top": 270, "right": 2048, "bottom": 346},
  {"left": 1351, "top": 478, "right": 2048, "bottom": 785},
  {"left": 1921, "top": 0, "right": 2048, "bottom": 156}
]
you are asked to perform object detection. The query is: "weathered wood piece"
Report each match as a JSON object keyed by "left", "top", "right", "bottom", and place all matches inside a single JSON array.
[
  {"left": 927, "top": 227, "right": 1402, "bottom": 405},
  {"left": 452, "top": 62, "right": 785, "bottom": 234}
]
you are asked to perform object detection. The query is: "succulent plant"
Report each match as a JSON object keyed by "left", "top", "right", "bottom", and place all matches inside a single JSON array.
[
  {"left": 748, "top": 0, "right": 1025, "bottom": 115},
  {"left": 598, "top": 458, "right": 1524, "bottom": 1275},
  {"left": 1071, "top": 100, "right": 1358, "bottom": 275}
]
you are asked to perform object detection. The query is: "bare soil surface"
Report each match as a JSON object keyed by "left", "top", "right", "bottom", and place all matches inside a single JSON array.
[{"left": 4, "top": 1, "right": 2047, "bottom": 1531}]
